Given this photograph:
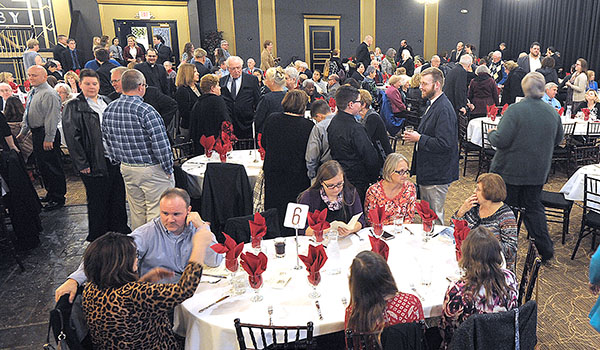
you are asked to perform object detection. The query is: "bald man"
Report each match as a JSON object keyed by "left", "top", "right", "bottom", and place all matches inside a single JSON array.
[
  {"left": 356, "top": 35, "right": 373, "bottom": 68},
  {"left": 17, "top": 65, "right": 66, "bottom": 210}
]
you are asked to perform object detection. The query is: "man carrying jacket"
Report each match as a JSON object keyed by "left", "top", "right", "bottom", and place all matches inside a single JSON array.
[{"left": 62, "top": 69, "right": 131, "bottom": 242}]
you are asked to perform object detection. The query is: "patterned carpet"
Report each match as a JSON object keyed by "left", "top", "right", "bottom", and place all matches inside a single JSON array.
[{"left": 49, "top": 144, "right": 600, "bottom": 348}]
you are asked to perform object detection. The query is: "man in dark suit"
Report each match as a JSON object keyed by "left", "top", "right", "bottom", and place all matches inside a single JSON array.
[
  {"left": 64, "top": 38, "right": 83, "bottom": 72},
  {"left": 517, "top": 42, "right": 542, "bottom": 73},
  {"left": 450, "top": 42, "right": 466, "bottom": 63},
  {"left": 95, "top": 48, "right": 117, "bottom": 96},
  {"left": 355, "top": 35, "right": 372, "bottom": 69},
  {"left": 219, "top": 56, "right": 260, "bottom": 139},
  {"left": 396, "top": 39, "right": 414, "bottom": 62},
  {"left": 52, "top": 35, "right": 68, "bottom": 70},
  {"left": 403, "top": 67, "right": 459, "bottom": 225},
  {"left": 153, "top": 35, "right": 172, "bottom": 65},
  {"left": 135, "top": 49, "right": 170, "bottom": 95},
  {"left": 443, "top": 54, "right": 473, "bottom": 115}
]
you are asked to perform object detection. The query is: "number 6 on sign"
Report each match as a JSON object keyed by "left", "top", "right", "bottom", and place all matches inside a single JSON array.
[{"left": 283, "top": 203, "right": 309, "bottom": 229}]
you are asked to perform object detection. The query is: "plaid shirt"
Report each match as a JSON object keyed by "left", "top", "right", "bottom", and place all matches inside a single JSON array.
[{"left": 102, "top": 95, "right": 173, "bottom": 174}]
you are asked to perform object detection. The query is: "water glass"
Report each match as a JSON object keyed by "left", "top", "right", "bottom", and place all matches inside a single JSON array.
[{"left": 394, "top": 215, "right": 404, "bottom": 234}]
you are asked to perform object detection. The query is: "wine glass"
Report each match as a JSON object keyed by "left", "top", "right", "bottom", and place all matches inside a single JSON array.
[
  {"left": 422, "top": 220, "right": 435, "bottom": 242},
  {"left": 308, "top": 271, "right": 321, "bottom": 299},
  {"left": 372, "top": 223, "right": 383, "bottom": 239},
  {"left": 248, "top": 274, "right": 264, "bottom": 302},
  {"left": 394, "top": 214, "right": 404, "bottom": 234},
  {"left": 225, "top": 257, "right": 244, "bottom": 295}
]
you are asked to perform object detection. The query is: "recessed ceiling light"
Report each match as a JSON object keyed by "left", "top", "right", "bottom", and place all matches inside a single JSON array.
[{"left": 461, "top": 9, "right": 469, "bottom": 14}]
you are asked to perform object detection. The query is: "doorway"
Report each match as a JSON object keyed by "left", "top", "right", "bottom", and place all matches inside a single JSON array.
[
  {"left": 114, "top": 20, "right": 179, "bottom": 64},
  {"left": 303, "top": 15, "right": 340, "bottom": 72}
]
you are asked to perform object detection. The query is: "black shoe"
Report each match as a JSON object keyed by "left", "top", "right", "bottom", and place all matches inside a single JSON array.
[
  {"left": 39, "top": 196, "right": 51, "bottom": 203},
  {"left": 43, "top": 200, "right": 64, "bottom": 211},
  {"left": 541, "top": 253, "right": 554, "bottom": 266}
]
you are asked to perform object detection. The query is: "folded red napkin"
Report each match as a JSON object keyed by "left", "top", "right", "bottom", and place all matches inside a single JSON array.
[
  {"left": 241, "top": 251, "right": 268, "bottom": 288},
  {"left": 415, "top": 200, "right": 438, "bottom": 223},
  {"left": 210, "top": 232, "right": 244, "bottom": 271},
  {"left": 369, "top": 235, "right": 389, "bottom": 261},
  {"left": 214, "top": 140, "right": 228, "bottom": 162},
  {"left": 308, "top": 209, "right": 330, "bottom": 242},
  {"left": 299, "top": 244, "right": 328, "bottom": 285},
  {"left": 368, "top": 205, "right": 386, "bottom": 226},
  {"left": 200, "top": 135, "right": 215, "bottom": 157},
  {"left": 257, "top": 133, "right": 266, "bottom": 160},
  {"left": 249, "top": 212, "right": 267, "bottom": 248},
  {"left": 583, "top": 108, "right": 591, "bottom": 120},
  {"left": 501, "top": 103, "right": 509, "bottom": 115},
  {"left": 558, "top": 107, "right": 565, "bottom": 116},
  {"left": 221, "top": 121, "right": 238, "bottom": 144},
  {"left": 328, "top": 97, "right": 337, "bottom": 113},
  {"left": 452, "top": 218, "right": 470, "bottom": 261},
  {"left": 486, "top": 105, "right": 498, "bottom": 120}
]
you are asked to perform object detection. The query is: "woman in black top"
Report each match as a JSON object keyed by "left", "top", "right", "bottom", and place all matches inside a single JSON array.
[
  {"left": 254, "top": 67, "right": 286, "bottom": 132},
  {"left": 535, "top": 56, "right": 559, "bottom": 84},
  {"left": 189, "top": 74, "right": 230, "bottom": 154},
  {"left": 262, "top": 90, "right": 315, "bottom": 236},
  {"left": 174, "top": 63, "right": 200, "bottom": 135},
  {"left": 351, "top": 63, "right": 365, "bottom": 83},
  {"left": 358, "top": 89, "right": 392, "bottom": 165}
]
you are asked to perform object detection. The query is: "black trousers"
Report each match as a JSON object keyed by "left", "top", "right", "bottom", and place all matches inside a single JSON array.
[
  {"left": 504, "top": 184, "right": 554, "bottom": 260},
  {"left": 81, "top": 158, "right": 131, "bottom": 242},
  {"left": 30, "top": 127, "right": 66, "bottom": 202}
]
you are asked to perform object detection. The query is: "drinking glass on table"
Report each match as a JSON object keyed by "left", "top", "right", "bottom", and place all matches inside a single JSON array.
[
  {"left": 422, "top": 220, "right": 435, "bottom": 242},
  {"left": 249, "top": 274, "right": 264, "bottom": 302},
  {"left": 307, "top": 272, "right": 321, "bottom": 298},
  {"left": 394, "top": 214, "right": 404, "bottom": 234}
]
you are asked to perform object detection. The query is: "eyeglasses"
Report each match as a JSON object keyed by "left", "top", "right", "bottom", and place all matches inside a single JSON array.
[
  {"left": 351, "top": 99, "right": 362, "bottom": 105},
  {"left": 322, "top": 181, "right": 344, "bottom": 189},
  {"left": 394, "top": 169, "right": 410, "bottom": 176},
  {"left": 138, "top": 83, "right": 148, "bottom": 88},
  {"left": 110, "top": 79, "right": 121, "bottom": 84}
]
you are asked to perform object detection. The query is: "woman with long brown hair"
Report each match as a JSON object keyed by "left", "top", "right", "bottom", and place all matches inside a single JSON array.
[
  {"left": 440, "top": 226, "right": 518, "bottom": 348},
  {"left": 566, "top": 58, "right": 589, "bottom": 110},
  {"left": 345, "top": 251, "right": 423, "bottom": 334},
  {"left": 174, "top": 63, "right": 200, "bottom": 135}
]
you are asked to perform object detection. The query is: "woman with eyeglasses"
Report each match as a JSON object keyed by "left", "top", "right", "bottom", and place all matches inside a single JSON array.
[
  {"left": 298, "top": 160, "right": 365, "bottom": 237},
  {"left": 364, "top": 153, "right": 416, "bottom": 226}
]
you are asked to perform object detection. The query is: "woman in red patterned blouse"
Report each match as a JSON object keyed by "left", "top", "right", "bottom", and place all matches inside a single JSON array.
[
  {"left": 345, "top": 251, "right": 424, "bottom": 334},
  {"left": 364, "top": 153, "right": 417, "bottom": 225}
]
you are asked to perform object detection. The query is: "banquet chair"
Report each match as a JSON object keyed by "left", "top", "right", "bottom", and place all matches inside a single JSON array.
[
  {"left": 476, "top": 121, "right": 496, "bottom": 179},
  {"left": 234, "top": 138, "right": 256, "bottom": 150},
  {"left": 345, "top": 329, "right": 382, "bottom": 350},
  {"left": 540, "top": 190, "right": 573, "bottom": 244},
  {"left": 458, "top": 113, "right": 481, "bottom": 177},
  {"left": 518, "top": 240, "right": 539, "bottom": 306},
  {"left": 571, "top": 174, "right": 600, "bottom": 259},
  {"left": 551, "top": 123, "right": 575, "bottom": 175},
  {"left": 388, "top": 135, "right": 398, "bottom": 152},
  {"left": 380, "top": 321, "right": 426, "bottom": 350},
  {"left": 571, "top": 145, "right": 600, "bottom": 171},
  {"left": 585, "top": 122, "right": 600, "bottom": 145},
  {"left": 234, "top": 318, "right": 315, "bottom": 350},
  {"left": 222, "top": 208, "right": 280, "bottom": 243},
  {"left": 171, "top": 141, "right": 195, "bottom": 164}
]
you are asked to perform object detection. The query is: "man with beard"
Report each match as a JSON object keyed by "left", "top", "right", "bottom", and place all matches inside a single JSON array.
[
  {"left": 517, "top": 42, "right": 542, "bottom": 73},
  {"left": 403, "top": 67, "right": 458, "bottom": 225}
]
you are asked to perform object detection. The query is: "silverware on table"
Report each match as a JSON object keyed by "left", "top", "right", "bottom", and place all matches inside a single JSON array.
[
  {"left": 198, "top": 295, "right": 230, "bottom": 313},
  {"left": 268, "top": 305, "right": 273, "bottom": 326},
  {"left": 341, "top": 297, "right": 348, "bottom": 308},
  {"left": 203, "top": 273, "right": 228, "bottom": 279},
  {"left": 406, "top": 228, "right": 415, "bottom": 235},
  {"left": 351, "top": 232, "right": 364, "bottom": 241},
  {"left": 409, "top": 283, "right": 424, "bottom": 301},
  {"left": 315, "top": 300, "right": 324, "bottom": 320},
  {"left": 200, "top": 279, "right": 221, "bottom": 284}
]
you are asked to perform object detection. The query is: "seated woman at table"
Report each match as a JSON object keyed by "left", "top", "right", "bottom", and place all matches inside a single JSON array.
[
  {"left": 364, "top": 153, "right": 416, "bottom": 226},
  {"left": 189, "top": 74, "right": 230, "bottom": 154},
  {"left": 82, "top": 228, "right": 213, "bottom": 349},
  {"left": 574, "top": 89, "right": 600, "bottom": 115},
  {"left": 452, "top": 173, "right": 518, "bottom": 272},
  {"left": 298, "top": 160, "right": 365, "bottom": 237},
  {"left": 345, "top": 251, "right": 424, "bottom": 335},
  {"left": 385, "top": 75, "right": 407, "bottom": 117},
  {"left": 439, "top": 226, "right": 518, "bottom": 348}
]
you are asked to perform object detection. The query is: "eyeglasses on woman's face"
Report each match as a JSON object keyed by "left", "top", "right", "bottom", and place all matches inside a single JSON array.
[
  {"left": 322, "top": 181, "right": 344, "bottom": 190},
  {"left": 394, "top": 169, "right": 410, "bottom": 176}
]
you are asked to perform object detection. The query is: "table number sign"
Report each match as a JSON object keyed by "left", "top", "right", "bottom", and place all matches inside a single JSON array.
[{"left": 283, "top": 203, "right": 309, "bottom": 229}]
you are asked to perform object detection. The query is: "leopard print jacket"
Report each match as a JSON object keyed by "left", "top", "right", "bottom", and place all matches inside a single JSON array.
[{"left": 82, "top": 262, "right": 203, "bottom": 349}]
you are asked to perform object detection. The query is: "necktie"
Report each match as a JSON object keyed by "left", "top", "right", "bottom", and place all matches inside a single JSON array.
[
  {"left": 230, "top": 77, "right": 237, "bottom": 99},
  {"left": 23, "top": 88, "right": 36, "bottom": 126},
  {"left": 71, "top": 50, "right": 79, "bottom": 69}
]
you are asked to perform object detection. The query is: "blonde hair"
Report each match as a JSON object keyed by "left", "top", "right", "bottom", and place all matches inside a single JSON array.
[
  {"left": 26, "top": 38, "right": 39, "bottom": 49},
  {"left": 199, "top": 74, "right": 219, "bottom": 94},
  {"left": 358, "top": 89, "right": 372, "bottom": 106},
  {"left": 175, "top": 63, "right": 196, "bottom": 87},
  {"left": 410, "top": 74, "right": 421, "bottom": 89},
  {"left": 382, "top": 153, "right": 409, "bottom": 182},
  {"left": 64, "top": 70, "right": 79, "bottom": 83},
  {"left": 265, "top": 67, "right": 286, "bottom": 87},
  {"left": 388, "top": 75, "right": 401, "bottom": 86},
  {"left": 0, "top": 72, "right": 13, "bottom": 83}
]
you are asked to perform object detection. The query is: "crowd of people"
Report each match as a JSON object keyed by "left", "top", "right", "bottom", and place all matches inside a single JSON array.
[{"left": 1, "top": 32, "right": 598, "bottom": 349}]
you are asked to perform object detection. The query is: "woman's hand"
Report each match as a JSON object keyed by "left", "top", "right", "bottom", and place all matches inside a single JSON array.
[
  {"left": 139, "top": 267, "right": 174, "bottom": 283},
  {"left": 338, "top": 222, "right": 361, "bottom": 237},
  {"left": 457, "top": 194, "right": 478, "bottom": 217}
]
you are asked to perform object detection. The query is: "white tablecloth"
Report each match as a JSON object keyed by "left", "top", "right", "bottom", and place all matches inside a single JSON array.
[
  {"left": 173, "top": 224, "right": 459, "bottom": 350},
  {"left": 560, "top": 163, "right": 600, "bottom": 201},
  {"left": 181, "top": 150, "right": 263, "bottom": 198},
  {"left": 466, "top": 116, "right": 501, "bottom": 147},
  {"left": 560, "top": 115, "right": 588, "bottom": 136}
]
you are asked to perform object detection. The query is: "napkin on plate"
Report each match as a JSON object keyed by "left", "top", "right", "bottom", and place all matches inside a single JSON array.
[
  {"left": 415, "top": 200, "right": 438, "bottom": 223},
  {"left": 308, "top": 209, "right": 330, "bottom": 242},
  {"left": 501, "top": 103, "right": 509, "bottom": 115},
  {"left": 257, "top": 133, "right": 266, "bottom": 160},
  {"left": 299, "top": 244, "right": 328, "bottom": 285},
  {"left": 368, "top": 205, "right": 387, "bottom": 226},
  {"left": 240, "top": 251, "right": 268, "bottom": 277},
  {"left": 369, "top": 235, "right": 389, "bottom": 261},
  {"left": 249, "top": 212, "right": 267, "bottom": 247},
  {"left": 452, "top": 218, "right": 470, "bottom": 261},
  {"left": 210, "top": 232, "right": 244, "bottom": 271},
  {"left": 200, "top": 135, "right": 215, "bottom": 157}
]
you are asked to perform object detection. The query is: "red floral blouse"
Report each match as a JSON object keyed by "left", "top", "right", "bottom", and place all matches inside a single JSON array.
[
  {"left": 364, "top": 180, "right": 417, "bottom": 225},
  {"left": 345, "top": 291, "right": 425, "bottom": 330}
]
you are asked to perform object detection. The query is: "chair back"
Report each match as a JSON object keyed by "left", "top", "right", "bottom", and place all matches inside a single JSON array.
[
  {"left": 573, "top": 145, "right": 600, "bottom": 169},
  {"left": 562, "top": 123, "right": 576, "bottom": 143},
  {"left": 524, "top": 257, "right": 542, "bottom": 304},
  {"left": 345, "top": 329, "right": 382, "bottom": 350},
  {"left": 380, "top": 321, "right": 426, "bottom": 350},
  {"left": 584, "top": 174, "right": 600, "bottom": 216},
  {"left": 379, "top": 91, "right": 404, "bottom": 136},
  {"left": 171, "top": 141, "right": 195, "bottom": 164},
  {"left": 586, "top": 122, "right": 600, "bottom": 145},
  {"left": 481, "top": 121, "right": 496, "bottom": 150},
  {"left": 222, "top": 208, "right": 280, "bottom": 243},
  {"left": 234, "top": 138, "right": 256, "bottom": 150},
  {"left": 518, "top": 240, "right": 538, "bottom": 306},
  {"left": 234, "top": 318, "right": 315, "bottom": 350},
  {"left": 458, "top": 113, "right": 470, "bottom": 143}
]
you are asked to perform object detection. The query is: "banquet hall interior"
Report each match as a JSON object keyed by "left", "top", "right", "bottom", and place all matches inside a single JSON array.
[{"left": 1, "top": 0, "right": 600, "bottom": 349}]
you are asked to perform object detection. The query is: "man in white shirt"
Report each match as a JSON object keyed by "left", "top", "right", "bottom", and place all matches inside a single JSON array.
[{"left": 517, "top": 42, "right": 542, "bottom": 73}]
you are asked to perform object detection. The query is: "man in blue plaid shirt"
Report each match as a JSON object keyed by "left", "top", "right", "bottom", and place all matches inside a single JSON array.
[{"left": 102, "top": 69, "right": 174, "bottom": 229}]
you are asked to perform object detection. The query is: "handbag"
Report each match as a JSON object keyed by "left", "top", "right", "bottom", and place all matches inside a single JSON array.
[{"left": 44, "top": 292, "right": 92, "bottom": 350}]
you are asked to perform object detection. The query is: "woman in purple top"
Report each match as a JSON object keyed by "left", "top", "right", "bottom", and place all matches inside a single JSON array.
[{"left": 297, "top": 160, "right": 365, "bottom": 237}]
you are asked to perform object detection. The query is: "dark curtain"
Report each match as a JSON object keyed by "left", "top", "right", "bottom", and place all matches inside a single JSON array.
[{"left": 480, "top": 0, "right": 600, "bottom": 72}]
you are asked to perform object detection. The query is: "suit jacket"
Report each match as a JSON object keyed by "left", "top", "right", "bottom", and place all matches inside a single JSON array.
[
  {"left": 97, "top": 61, "right": 117, "bottom": 96},
  {"left": 109, "top": 87, "right": 178, "bottom": 126},
  {"left": 52, "top": 43, "right": 68, "bottom": 69},
  {"left": 155, "top": 43, "right": 172, "bottom": 65},
  {"left": 450, "top": 49, "right": 466, "bottom": 63},
  {"left": 64, "top": 48, "right": 84, "bottom": 71},
  {"left": 355, "top": 42, "right": 370, "bottom": 68},
  {"left": 219, "top": 74, "right": 260, "bottom": 137},
  {"left": 194, "top": 61, "right": 210, "bottom": 79},
  {"left": 135, "top": 61, "right": 170, "bottom": 95},
  {"left": 443, "top": 65, "right": 468, "bottom": 112},
  {"left": 411, "top": 93, "right": 459, "bottom": 186}
]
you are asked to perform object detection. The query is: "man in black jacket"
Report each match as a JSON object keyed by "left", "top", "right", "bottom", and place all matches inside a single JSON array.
[
  {"left": 450, "top": 42, "right": 466, "bottom": 63},
  {"left": 108, "top": 67, "right": 177, "bottom": 127},
  {"left": 219, "top": 56, "right": 260, "bottom": 139},
  {"left": 328, "top": 85, "right": 380, "bottom": 202},
  {"left": 403, "top": 67, "right": 459, "bottom": 225},
  {"left": 355, "top": 35, "right": 373, "bottom": 69},
  {"left": 153, "top": 35, "right": 172, "bottom": 65},
  {"left": 62, "top": 69, "right": 131, "bottom": 242},
  {"left": 135, "top": 49, "right": 170, "bottom": 95},
  {"left": 64, "top": 38, "right": 83, "bottom": 72},
  {"left": 52, "top": 35, "right": 69, "bottom": 70},
  {"left": 94, "top": 48, "right": 117, "bottom": 96},
  {"left": 443, "top": 54, "right": 473, "bottom": 115},
  {"left": 193, "top": 48, "right": 211, "bottom": 79}
]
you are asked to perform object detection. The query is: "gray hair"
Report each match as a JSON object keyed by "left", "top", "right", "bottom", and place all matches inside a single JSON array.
[
  {"left": 492, "top": 51, "right": 502, "bottom": 59},
  {"left": 475, "top": 65, "right": 491, "bottom": 75},
  {"left": 521, "top": 72, "right": 546, "bottom": 99},
  {"left": 265, "top": 67, "right": 286, "bottom": 87},
  {"left": 111, "top": 66, "right": 128, "bottom": 75},
  {"left": 382, "top": 153, "right": 409, "bottom": 182},
  {"left": 285, "top": 66, "right": 299, "bottom": 80},
  {"left": 0, "top": 82, "right": 11, "bottom": 90},
  {"left": 459, "top": 54, "right": 473, "bottom": 66},
  {"left": 545, "top": 82, "right": 558, "bottom": 91},
  {"left": 401, "top": 49, "right": 412, "bottom": 61},
  {"left": 220, "top": 40, "right": 228, "bottom": 45},
  {"left": 121, "top": 69, "right": 145, "bottom": 93},
  {"left": 302, "top": 79, "right": 315, "bottom": 88},
  {"left": 385, "top": 48, "right": 396, "bottom": 57},
  {"left": 399, "top": 74, "right": 411, "bottom": 87},
  {"left": 54, "top": 82, "right": 72, "bottom": 95},
  {"left": 365, "top": 65, "right": 376, "bottom": 75},
  {"left": 226, "top": 56, "right": 243, "bottom": 67}
]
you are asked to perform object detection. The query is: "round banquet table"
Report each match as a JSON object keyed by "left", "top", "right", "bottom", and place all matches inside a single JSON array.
[
  {"left": 181, "top": 149, "right": 263, "bottom": 198},
  {"left": 560, "top": 163, "right": 600, "bottom": 202},
  {"left": 466, "top": 116, "right": 501, "bottom": 147},
  {"left": 560, "top": 115, "right": 594, "bottom": 136},
  {"left": 173, "top": 224, "right": 460, "bottom": 350}
]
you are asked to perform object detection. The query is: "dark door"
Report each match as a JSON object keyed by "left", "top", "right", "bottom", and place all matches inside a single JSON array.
[
  {"left": 114, "top": 20, "right": 179, "bottom": 64},
  {"left": 308, "top": 25, "right": 334, "bottom": 72}
]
